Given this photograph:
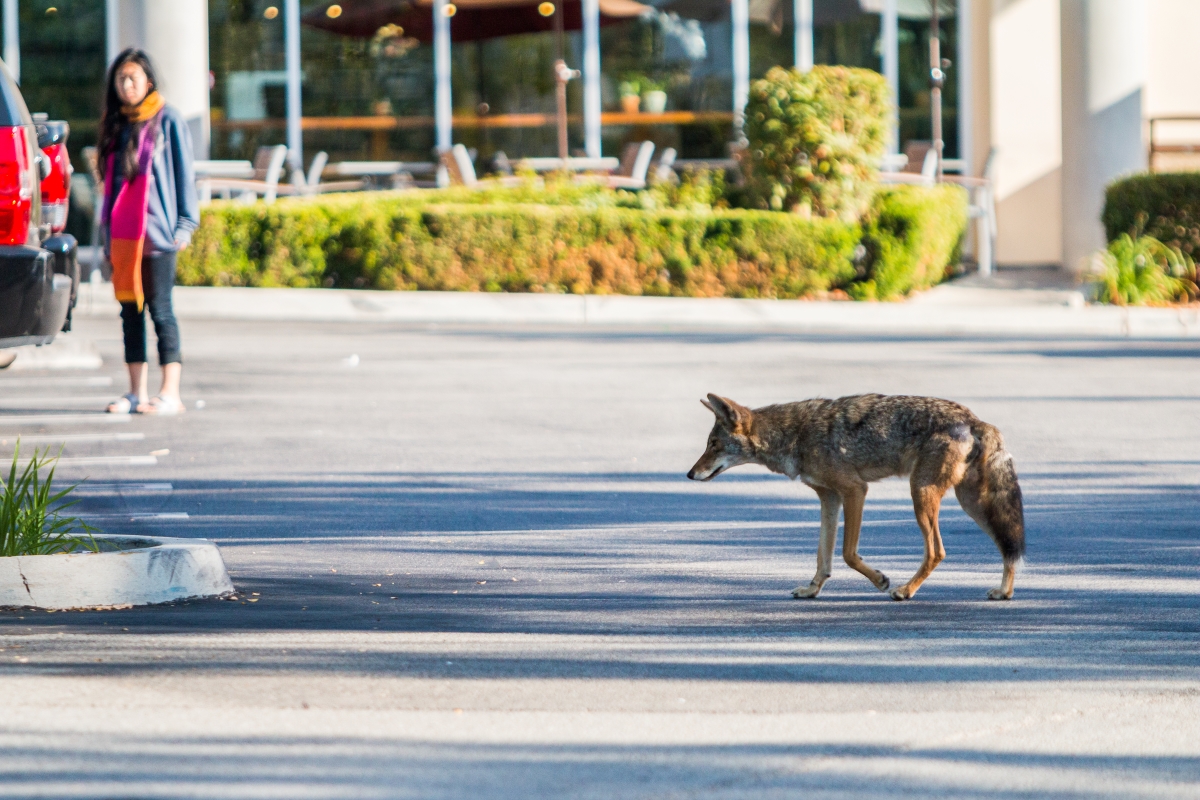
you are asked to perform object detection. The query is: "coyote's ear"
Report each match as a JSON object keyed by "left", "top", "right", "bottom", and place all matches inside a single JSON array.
[{"left": 705, "top": 393, "right": 750, "bottom": 429}]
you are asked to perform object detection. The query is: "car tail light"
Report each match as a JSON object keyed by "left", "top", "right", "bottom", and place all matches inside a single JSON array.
[
  {"left": 36, "top": 120, "right": 71, "bottom": 234},
  {"left": 0, "top": 126, "right": 35, "bottom": 246}
]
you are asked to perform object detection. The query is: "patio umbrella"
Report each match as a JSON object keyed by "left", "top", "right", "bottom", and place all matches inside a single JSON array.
[{"left": 302, "top": 0, "right": 649, "bottom": 43}]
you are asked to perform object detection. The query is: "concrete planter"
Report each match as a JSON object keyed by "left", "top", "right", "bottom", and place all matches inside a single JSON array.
[{"left": 0, "top": 535, "right": 234, "bottom": 610}]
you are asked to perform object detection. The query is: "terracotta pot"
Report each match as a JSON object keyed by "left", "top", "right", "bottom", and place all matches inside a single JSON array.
[{"left": 620, "top": 94, "right": 641, "bottom": 113}]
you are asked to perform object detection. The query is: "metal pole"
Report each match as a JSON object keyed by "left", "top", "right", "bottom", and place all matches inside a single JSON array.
[
  {"left": 929, "top": 0, "right": 943, "bottom": 181},
  {"left": 732, "top": 0, "right": 749, "bottom": 140},
  {"left": 883, "top": 0, "right": 899, "bottom": 155},
  {"left": 794, "top": 0, "right": 812, "bottom": 72},
  {"left": 433, "top": 0, "right": 452, "bottom": 163},
  {"left": 957, "top": 0, "right": 972, "bottom": 175},
  {"left": 582, "top": 0, "right": 602, "bottom": 158},
  {"left": 285, "top": 0, "right": 303, "bottom": 174},
  {"left": 106, "top": 0, "right": 120, "bottom": 65},
  {"left": 554, "top": 7, "right": 568, "bottom": 161},
  {"left": 3, "top": 0, "right": 18, "bottom": 84}
]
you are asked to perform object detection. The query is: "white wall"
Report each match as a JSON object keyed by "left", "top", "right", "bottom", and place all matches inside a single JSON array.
[
  {"left": 1145, "top": 0, "right": 1200, "bottom": 170},
  {"left": 988, "top": 0, "right": 1062, "bottom": 264},
  {"left": 1060, "top": 0, "right": 1147, "bottom": 273},
  {"left": 114, "top": 0, "right": 210, "bottom": 159}
]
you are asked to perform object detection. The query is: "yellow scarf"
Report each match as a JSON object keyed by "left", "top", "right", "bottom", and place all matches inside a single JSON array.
[{"left": 121, "top": 90, "right": 165, "bottom": 123}]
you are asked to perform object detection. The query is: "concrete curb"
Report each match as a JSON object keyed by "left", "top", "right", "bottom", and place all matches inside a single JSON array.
[
  {"left": 74, "top": 283, "right": 1200, "bottom": 338},
  {"left": 0, "top": 535, "right": 234, "bottom": 610}
]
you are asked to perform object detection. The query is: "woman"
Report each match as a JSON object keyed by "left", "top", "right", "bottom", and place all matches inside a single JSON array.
[{"left": 101, "top": 49, "right": 199, "bottom": 415}]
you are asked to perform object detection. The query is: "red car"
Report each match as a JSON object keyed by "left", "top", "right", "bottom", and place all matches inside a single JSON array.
[{"left": 0, "top": 59, "right": 79, "bottom": 358}]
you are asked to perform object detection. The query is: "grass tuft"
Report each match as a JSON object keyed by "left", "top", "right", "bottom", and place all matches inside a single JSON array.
[
  {"left": 1090, "top": 233, "right": 1199, "bottom": 306},
  {"left": 0, "top": 442, "right": 100, "bottom": 557}
]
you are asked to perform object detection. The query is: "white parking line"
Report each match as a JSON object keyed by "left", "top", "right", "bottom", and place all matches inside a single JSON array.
[
  {"left": 0, "top": 395, "right": 122, "bottom": 408},
  {"left": 0, "top": 376, "right": 113, "bottom": 388},
  {"left": 46, "top": 455, "right": 158, "bottom": 466},
  {"left": 80, "top": 511, "right": 190, "bottom": 521},
  {"left": 0, "top": 414, "right": 132, "bottom": 425},
  {"left": 75, "top": 482, "right": 173, "bottom": 494},
  {"left": 0, "top": 432, "right": 146, "bottom": 444}
]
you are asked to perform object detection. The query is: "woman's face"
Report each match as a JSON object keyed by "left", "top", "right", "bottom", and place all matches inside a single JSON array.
[{"left": 114, "top": 62, "right": 150, "bottom": 107}]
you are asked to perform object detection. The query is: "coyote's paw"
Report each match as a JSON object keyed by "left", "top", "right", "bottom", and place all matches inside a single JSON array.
[
  {"left": 889, "top": 585, "right": 914, "bottom": 601},
  {"left": 791, "top": 583, "right": 822, "bottom": 599},
  {"left": 987, "top": 587, "right": 1013, "bottom": 601},
  {"left": 872, "top": 573, "right": 891, "bottom": 592}
]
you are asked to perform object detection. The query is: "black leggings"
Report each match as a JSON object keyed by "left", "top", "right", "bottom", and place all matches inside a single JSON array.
[{"left": 120, "top": 251, "right": 182, "bottom": 365}]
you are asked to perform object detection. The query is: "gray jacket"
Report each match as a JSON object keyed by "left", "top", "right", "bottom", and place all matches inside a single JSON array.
[{"left": 104, "top": 103, "right": 200, "bottom": 255}]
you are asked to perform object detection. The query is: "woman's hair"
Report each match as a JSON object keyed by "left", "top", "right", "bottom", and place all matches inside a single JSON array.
[{"left": 97, "top": 48, "right": 159, "bottom": 180}]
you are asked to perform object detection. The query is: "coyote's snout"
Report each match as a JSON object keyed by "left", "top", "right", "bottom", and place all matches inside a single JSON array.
[{"left": 688, "top": 393, "right": 1025, "bottom": 601}]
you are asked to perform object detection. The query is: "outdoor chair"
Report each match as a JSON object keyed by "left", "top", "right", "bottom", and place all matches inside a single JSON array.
[
  {"left": 439, "top": 144, "right": 526, "bottom": 188},
  {"left": 296, "top": 151, "right": 366, "bottom": 195},
  {"left": 653, "top": 147, "right": 678, "bottom": 183},
  {"left": 878, "top": 145, "right": 937, "bottom": 186},
  {"left": 488, "top": 150, "right": 514, "bottom": 176},
  {"left": 82, "top": 146, "right": 106, "bottom": 279},
  {"left": 199, "top": 145, "right": 297, "bottom": 204},
  {"left": 605, "top": 141, "right": 655, "bottom": 189},
  {"left": 944, "top": 148, "right": 998, "bottom": 277}
]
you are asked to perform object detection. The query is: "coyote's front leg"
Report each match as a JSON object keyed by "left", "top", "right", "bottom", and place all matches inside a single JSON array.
[{"left": 793, "top": 488, "right": 840, "bottom": 599}]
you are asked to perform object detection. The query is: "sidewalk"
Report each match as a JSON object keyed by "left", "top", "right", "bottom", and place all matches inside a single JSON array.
[{"left": 71, "top": 271, "right": 1200, "bottom": 338}]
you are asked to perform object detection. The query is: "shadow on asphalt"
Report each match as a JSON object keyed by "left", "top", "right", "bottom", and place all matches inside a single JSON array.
[
  {"left": 1, "top": 471, "right": 1197, "bottom": 685},
  {"left": 2, "top": 738, "right": 1197, "bottom": 795}
]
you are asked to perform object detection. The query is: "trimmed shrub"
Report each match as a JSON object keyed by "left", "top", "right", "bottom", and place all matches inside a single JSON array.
[
  {"left": 1103, "top": 173, "right": 1200, "bottom": 257},
  {"left": 181, "top": 194, "right": 860, "bottom": 299},
  {"left": 743, "top": 65, "right": 890, "bottom": 220},
  {"left": 178, "top": 182, "right": 966, "bottom": 301},
  {"left": 857, "top": 183, "right": 968, "bottom": 299}
]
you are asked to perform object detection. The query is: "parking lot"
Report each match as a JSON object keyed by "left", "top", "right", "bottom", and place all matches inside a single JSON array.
[{"left": 1, "top": 314, "right": 1199, "bottom": 798}]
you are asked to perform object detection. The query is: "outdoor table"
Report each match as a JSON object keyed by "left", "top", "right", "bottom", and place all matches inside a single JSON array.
[
  {"left": 194, "top": 160, "right": 255, "bottom": 179},
  {"left": 515, "top": 156, "right": 620, "bottom": 173},
  {"left": 324, "top": 161, "right": 437, "bottom": 177},
  {"left": 674, "top": 158, "right": 738, "bottom": 172}
]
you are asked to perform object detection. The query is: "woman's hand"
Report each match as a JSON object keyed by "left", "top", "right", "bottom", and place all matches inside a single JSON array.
[{"left": 175, "top": 239, "right": 188, "bottom": 252}]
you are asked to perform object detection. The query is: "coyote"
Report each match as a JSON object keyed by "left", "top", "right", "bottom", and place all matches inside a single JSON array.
[{"left": 687, "top": 393, "right": 1025, "bottom": 601}]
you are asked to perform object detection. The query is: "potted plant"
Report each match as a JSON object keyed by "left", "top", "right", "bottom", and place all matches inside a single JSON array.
[
  {"left": 642, "top": 76, "right": 668, "bottom": 114},
  {"left": 618, "top": 75, "right": 642, "bottom": 113}
]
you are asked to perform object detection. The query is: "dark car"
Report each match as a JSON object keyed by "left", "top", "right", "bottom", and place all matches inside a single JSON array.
[{"left": 0, "top": 58, "right": 78, "bottom": 362}]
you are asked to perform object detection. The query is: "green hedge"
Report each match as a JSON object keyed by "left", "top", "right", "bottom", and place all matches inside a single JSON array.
[
  {"left": 858, "top": 184, "right": 968, "bottom": 299},
  {"left": 1103, "top": 173, "right": 1200, "bottom": 257},
  {"left": 178, "top": 183, "right": 966, "bottom": 300}
]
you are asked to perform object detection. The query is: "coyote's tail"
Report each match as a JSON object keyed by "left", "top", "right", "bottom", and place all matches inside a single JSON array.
[{"left": 961, "top": 423, "right": 1026, "bottom": 563}]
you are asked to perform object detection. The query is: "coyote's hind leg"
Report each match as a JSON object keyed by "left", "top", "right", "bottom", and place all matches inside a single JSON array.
[
  {"left": 840, "top": 484, "right": 890, "bottom": 592},
  {"left": 793, "top": 489, "right": 839, "bottom": 599},
  {"left": 989, "top": 561, "right": 1017, "bottom": 601},
  {"left": 955, "top": 479, "right": 1020, "bottom": 601},
  {"left": 890, "top": 479, "right": 948, "bottom": 601}
]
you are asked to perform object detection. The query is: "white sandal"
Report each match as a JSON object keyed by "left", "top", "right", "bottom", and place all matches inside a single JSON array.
[{"left": 140, "top": 395, "right": 185, "bottom": 415}]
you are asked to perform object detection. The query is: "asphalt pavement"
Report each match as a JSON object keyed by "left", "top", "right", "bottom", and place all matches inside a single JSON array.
[{"left": 1, "top": 311, "right": 1198, "bottom": 798}]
